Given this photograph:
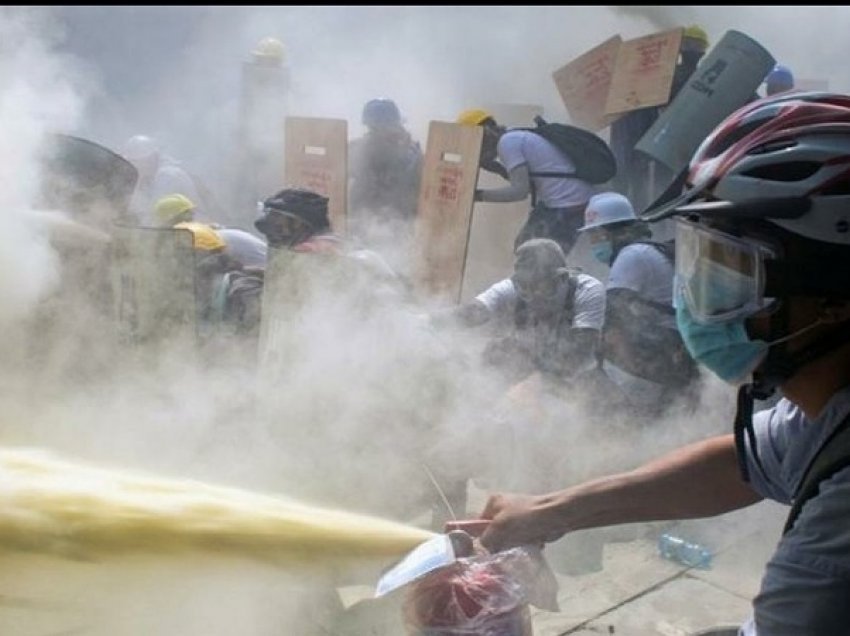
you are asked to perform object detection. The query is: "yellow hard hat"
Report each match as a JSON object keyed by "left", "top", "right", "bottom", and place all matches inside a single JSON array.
[
  {"left": 155, "top": 193, "right": 195, "bottom": 225},
  {"left": 683, "top": 25, "right": 709, "bottom": 49},
  {"left": 174, "top": 221, "right": 226, "bottom": 252},
  {"left": 456, "top": 108, "right": 493, "bottom": 126},
  {"left": 252, "top": 37, "right": 285, "bottom": 62}
]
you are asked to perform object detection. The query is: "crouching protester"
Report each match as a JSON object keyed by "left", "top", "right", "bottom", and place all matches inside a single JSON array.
[
  {"left": 479, "top": 92, "right": 850, "bottom": 635},
  {"left": 579, "top": 191, "right": 700, "bottom": 418},
  {"left": 451, "top": 238, "right": 606, "bottom": 393}
]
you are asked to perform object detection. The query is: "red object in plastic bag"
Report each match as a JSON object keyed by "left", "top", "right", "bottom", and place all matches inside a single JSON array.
[{"left": 403, "top": 549, "right": 534, "bottom": 635}]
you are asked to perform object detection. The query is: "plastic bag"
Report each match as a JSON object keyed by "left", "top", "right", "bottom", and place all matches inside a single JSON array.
[{"left": 402, "top": 545, "right": 557, "bottom": 635}]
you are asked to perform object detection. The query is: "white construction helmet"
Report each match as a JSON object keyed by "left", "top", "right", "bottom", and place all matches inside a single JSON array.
[
  {"left": 580, "top": 192, "right": 637, "bottom": 232},
  {"left": 123, "top": 135, "right": 160, "bottom": 162},
  {"left": 252, "top": 37, "right": 285, "bottom": 63}
]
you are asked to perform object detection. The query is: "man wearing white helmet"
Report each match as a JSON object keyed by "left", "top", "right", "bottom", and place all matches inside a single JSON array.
[
  {"left": 579, "top": 191, "right": 697, "bottom": 415},
  {"left": 478, "top": 92, "right": 850, "bottom": 634},
  {"left": 123, "top": 134, "right": 205, "bottom": 227}
]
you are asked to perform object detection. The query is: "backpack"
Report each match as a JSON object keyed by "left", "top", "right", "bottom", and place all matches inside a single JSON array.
[{"left": 524, "top": 116, "right": 617, "bottom": 185}]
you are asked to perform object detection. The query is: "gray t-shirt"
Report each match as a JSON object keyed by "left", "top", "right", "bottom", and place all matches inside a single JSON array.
[
  {"left": 496, "top": 130, "right": 595, "bottom": 208},
  {"left": 740, "top": 387, "right": 850, "bottom": 635}
]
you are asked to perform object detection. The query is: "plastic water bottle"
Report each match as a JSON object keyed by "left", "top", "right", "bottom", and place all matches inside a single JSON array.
[{"left": 657, "top": 533, "right": 713, "bottom": 569}]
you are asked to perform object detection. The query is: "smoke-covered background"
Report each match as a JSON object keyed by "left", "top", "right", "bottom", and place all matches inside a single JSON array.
[
  {"left": 50, "top": 5, "right": 849, "bottom": 185},
  {"left": 0, "top": 4, "right": 821, "bottom": 634}
]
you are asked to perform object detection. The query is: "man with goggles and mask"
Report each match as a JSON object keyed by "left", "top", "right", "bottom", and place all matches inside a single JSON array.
[
  {"left": 476, "top": 92, "right": 850, "bottom": 635},
  {"left": 456, "top": 238, "right": 606, "bottom": 387}
]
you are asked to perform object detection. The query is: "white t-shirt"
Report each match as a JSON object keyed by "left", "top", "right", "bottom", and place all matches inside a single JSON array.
[
  {"left": 475, "top": 273, "right": 605, "bottom": 331},
  {"left": 607, "top": 243, "right": 676, "bottom": 329},
  {"left": 497, "top": 130, "right": 595, "bottom": 208},
  {"left": 217, "top": 228, "right": 268, "bottom": 269},
  {"left": 476, "top": 273, "right": 605, "bottom": 376}
]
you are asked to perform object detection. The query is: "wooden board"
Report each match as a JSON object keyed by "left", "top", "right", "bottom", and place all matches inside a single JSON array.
[
  {"left": 283, "top": 117, "right": 348, "bottom": 234},
  {"left": 552, "top": 35, "right": 622, "bottom": 131},
  {"left": 411, "top": 121, "right": 483, "bottom": 303},
  {"left": 605, "top": 27, "right": 684, "bottom": 115}
]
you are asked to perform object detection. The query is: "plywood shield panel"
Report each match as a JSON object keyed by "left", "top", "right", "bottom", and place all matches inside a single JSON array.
[
  {"left": 552, "top": 35, "right": 622, "bottom": 131},
  {"left": 284, "top": 117, "right": 348, "bottom": 234},
  {"left": 412, "top": 121, "right": 483, "bottom": 303},
  {"left": 605, "top": 28, "right": 684, "bottom": 116}
]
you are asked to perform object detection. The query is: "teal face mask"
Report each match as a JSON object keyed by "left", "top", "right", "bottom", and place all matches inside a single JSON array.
[
  {"left": 591, "top": 240, "right": 613, "bottom": 265},
  {"left": 675, "top": 299, "right": 768, "bottom": 384}
]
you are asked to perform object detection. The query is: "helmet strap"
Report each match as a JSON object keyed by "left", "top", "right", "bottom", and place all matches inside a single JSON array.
[{"left": 735, "top": 314, "right": 850, "bottom": 483}]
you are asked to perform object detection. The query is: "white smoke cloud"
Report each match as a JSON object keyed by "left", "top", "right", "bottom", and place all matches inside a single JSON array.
[{"left": 0, "top": 7, "right": 85, "bottom": 329}]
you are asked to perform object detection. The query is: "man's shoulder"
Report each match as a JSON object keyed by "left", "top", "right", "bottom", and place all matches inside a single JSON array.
[{"left": 573, "top": 271, "right": 604, "bottom": 290}]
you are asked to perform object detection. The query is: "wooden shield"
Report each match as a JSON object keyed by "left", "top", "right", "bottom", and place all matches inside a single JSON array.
[
  {"left": 604, "top": 28, "right": 684, "bottom": 116},
  {"left": 552, "top": 35, "right": 622, "bottom": 131},
  {"left": 283, "top": 117, "right": 348, "bottom": 234},
  {"left": 412, "top": 121, "right": 483, "bottom": 303}
]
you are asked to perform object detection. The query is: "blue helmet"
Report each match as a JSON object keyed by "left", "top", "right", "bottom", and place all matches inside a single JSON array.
[
  {"left": 362, "top": 98, "right": 402, "bottom": 128},
  {"left": 765, "top": 64, "right": 794, "bottom": 95}
]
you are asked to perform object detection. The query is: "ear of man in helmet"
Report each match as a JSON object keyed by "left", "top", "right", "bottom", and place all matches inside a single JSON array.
[
  {"left": 255, "top": 187, "right": 330, "bottom": 248},
  {"left": 640, "top": 91, "right": 850, "bottom": 393},
  {"left": 511, "top": 238, "right": 572, "bottom": 316}
]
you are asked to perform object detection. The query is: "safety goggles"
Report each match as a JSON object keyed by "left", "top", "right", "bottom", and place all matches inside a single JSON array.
[{"left": 674, "top": 218, "right": 778, "bottom": 325}]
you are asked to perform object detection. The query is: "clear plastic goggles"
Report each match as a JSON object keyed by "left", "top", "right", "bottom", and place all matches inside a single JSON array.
[{"left": 674, "top": 218, "right": 777, "bottom": 325}]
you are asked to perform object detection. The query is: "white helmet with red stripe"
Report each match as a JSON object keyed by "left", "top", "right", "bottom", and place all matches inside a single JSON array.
[{"left": 646, "top": 92, "right": 850, "bottom": 246}]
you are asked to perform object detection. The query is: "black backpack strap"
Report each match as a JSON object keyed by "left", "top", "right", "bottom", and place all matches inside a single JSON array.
[
  {"left": 783, "top": 410, "right": 850, "bottom": 535},
  {"left": 528, "top": 170, "right": 577, "bottom": 179}
]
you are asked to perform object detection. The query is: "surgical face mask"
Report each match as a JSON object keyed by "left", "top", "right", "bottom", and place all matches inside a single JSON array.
[
  {"left": 591, "top": 240, "right": 613, "bottom": 265},
  {"left": 675, "top": 295, "right": 768, "bottom": 384}
]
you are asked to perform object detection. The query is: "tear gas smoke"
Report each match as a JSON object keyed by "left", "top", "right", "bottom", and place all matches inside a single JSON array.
[{"left": 0, "top": 5, "right": 815, "bottom": 635}]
